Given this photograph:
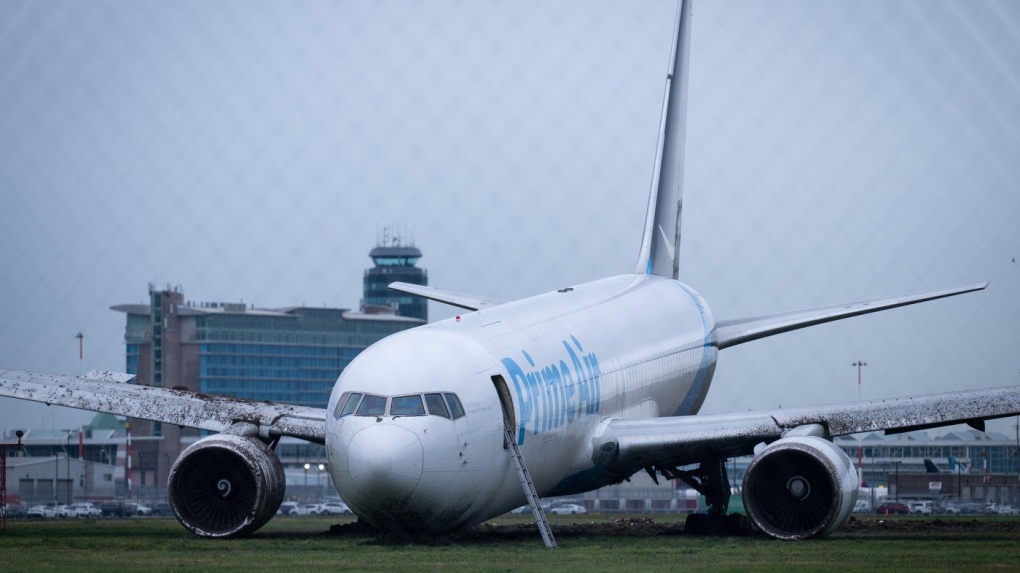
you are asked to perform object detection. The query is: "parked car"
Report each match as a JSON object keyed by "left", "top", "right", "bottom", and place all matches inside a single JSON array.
[
  {"left": 151, "top": 502, "right": 172, "bottom": 517},
  {"left": 26, "top": 505, "right": 57, "bottom": 519},
  {"left": 126, "top": 503, "right": 152, "bottom": 516},
  {"left": 317, "top": 501, "right": 352, "bottom": 515},
  {"left": 55, "top": 504, "right": 79, "bottom": 518},
  {"left": 958, "top": 502, "right": 989, "bottom": 514},
  {"left": 292, "top": 503, "right": 321, "bottom": 516},
  {"left": 940, "top": 502, "right": 962, "bottom": 515},
  {"left": 4, "top": 504, "right": 27, "bottom": 518},
  {"left": 907, "top": 501, "right": 933, "bottom": 515},
  {"left": 876, "top": 501, "right": 910, "bottom": 515},
  {"left": 987, "top": 503, "right": 1017, "bottom": 515},
  {"left": 277, "top": 501, "right": 300, "bottom": 516},
  {"left": 853, "top": 500, "right": 871, "bottom": 514},
  {"left": 99, "top": 501, "right": 129, "bottom": 517},
  {"left": 70, "top": 502, "right": 103, "bottom": 518},
  {"left": 548, "top": 503, "right": 587, "bottom": 515}
]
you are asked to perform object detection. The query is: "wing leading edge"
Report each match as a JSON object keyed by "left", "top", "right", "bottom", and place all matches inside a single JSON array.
[
  {"left": 713, "top": 282, "right": 988, "bottom": 350},
  {"left": 593, "top": 384, "right": 1020, "bottom": 475},
  {"left": 0, "top": 369, "right": 326, "bottom": 444}
]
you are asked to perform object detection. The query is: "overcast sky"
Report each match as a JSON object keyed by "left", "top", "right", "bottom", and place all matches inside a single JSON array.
[{"left": 1, "top": 1, "right": 1018, "bottom": 435}]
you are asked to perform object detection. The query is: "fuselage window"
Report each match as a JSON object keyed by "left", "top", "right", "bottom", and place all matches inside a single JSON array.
[
  {"left": 355, "top": 394, "right": 387, "bottom": 416},
  {"left": 424, "top": 393, "right": 450, "bottom": 418},
  {"left": 391, "top": 394, "right": 426, "bottom": 416},
  {"left": 444, "top": 393, "right": 465, "bottom": 419},
  {"left": 338, "top": 392, "right": 363, "bottom": 418}
]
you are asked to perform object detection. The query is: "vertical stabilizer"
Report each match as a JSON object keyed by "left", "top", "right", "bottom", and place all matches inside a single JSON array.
[{"left": 634, "top": 0, "right": 693, "bottom": 279}]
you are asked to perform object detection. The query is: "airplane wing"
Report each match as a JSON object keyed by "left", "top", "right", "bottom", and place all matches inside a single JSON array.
[
  {"left": 0, "top": 369, "right": 326, "bottom": 444},
  {"left": 713, "top": 282, "right": 988, "bottom": 350},
  {"left": 388, "top": 281, "right": 507, "bottom": 311},
  {"left": 592, "top": 384, "right": 1020, "bottom": 473}
]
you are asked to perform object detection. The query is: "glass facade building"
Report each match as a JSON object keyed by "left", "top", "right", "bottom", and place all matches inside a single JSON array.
[{"left": 114, "top": 292, "right": 422, "bottom": 408}]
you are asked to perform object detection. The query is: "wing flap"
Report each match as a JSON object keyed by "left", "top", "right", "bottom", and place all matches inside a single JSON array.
[
  {"left": 713, "top": 282, "right": 988, "bottom": 350},
  {"left": 594, "top": 384, "right": 1020, "bottom": 473},
  {"left": 0, "top": 369, "right": 326, "bottom": 443},
  {"left": 388, "top": 282, "right": 506, "bottom": 311}
]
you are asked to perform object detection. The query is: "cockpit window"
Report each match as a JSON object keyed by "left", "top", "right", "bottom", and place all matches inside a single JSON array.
[
  {"left": 337, "top": 392, "right": 363, "bottom": 418},
  {"left": 444, "top": 393, "right": 465, "bottom": 419},
  {"left": 424, "top": 393, "right": 450, "bottom": 418},
  {"left": 338, "top": 392, "right": 463, "bottom": 418},
  {"left": 390, "top": 395, "right": 426, "bottom": 416},
  {"left": 355, "top": 394, "right": 387, "bottom": 416}
]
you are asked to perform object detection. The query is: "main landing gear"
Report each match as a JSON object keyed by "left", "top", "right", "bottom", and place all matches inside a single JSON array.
[{"left": 649, "top": 457, "right": 752, "bottom": 536}]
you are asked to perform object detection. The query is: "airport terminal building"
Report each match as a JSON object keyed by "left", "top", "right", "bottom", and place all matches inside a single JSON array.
[{"left": 110, "top": 237, "right": 426, "bottom": 492}]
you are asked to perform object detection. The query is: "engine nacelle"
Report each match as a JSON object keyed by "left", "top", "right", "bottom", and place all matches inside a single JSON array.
[
  {"left": 742, "top": 436, "right": 858, "bottom": 540},
  {"left": 168, "top": 433, "right": 286, "bottom": 538}
]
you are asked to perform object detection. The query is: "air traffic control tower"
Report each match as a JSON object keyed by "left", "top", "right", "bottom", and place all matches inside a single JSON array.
[{"left": 362, "top": 231, "right": 428, "bottom": 322}]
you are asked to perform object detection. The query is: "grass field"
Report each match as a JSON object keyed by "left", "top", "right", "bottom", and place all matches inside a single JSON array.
[{"left": 2, "top": 514, "right": 1019, "bottom": 572}]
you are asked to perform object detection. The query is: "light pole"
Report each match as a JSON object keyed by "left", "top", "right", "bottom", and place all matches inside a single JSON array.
[
  {"left": 65, "top": 431, "right": 72, "bottom": 500},
  {"left": 852, "top": 361, "right": 868, "bottom": 401},
  {"left": 317, "top": 464, "right": 325, "bottom": 498},
  {"left": 1014, "top": 416, "right": 1019, "bottom": 481},
  {"left": 957, "top": 461, "right": 962, "bottom": 499},
  {"left": 1, "top": 431, "right": 25, "bottom": 532},
  {"left": 75, "top": 332, "right": 84, "bottom": 375},
  {"left": 303, "top": 463, "right": 310, "bottom": 499},
  {"left": 1015, "top": 415, "right": 1020, "bottom": 507},
  {"left": 892, "top": 461, "right": 901, "bottom": 501},
  {"left": 56, "top": 429, "right": 73, "bottom": 504}
]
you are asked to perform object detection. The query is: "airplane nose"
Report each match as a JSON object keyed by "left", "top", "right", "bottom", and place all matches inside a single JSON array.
[{"left": 347, "top": 424, "right": 423, "bottom": 500}]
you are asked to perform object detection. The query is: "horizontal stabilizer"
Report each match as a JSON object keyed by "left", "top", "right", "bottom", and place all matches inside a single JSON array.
[
  {"left": 713, "top": 282, "right": 987, "bottom": 350},
  {"left": 389, "top": 282, "right": 506, "bottom": 312}
]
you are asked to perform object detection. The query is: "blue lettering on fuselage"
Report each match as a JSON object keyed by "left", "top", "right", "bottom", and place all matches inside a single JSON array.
[{"left": 502, "top": 335, "right": 601, "bottom": 445}]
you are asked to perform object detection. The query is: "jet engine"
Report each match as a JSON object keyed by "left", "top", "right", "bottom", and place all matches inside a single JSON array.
[
  {"left": 168, "top": 432, "right": 286, "bottom": 538},
  {"left": 741, "top": 435, "right": 857, "bottom": 540}
]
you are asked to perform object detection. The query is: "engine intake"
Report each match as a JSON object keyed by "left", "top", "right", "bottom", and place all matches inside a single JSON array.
[
  {"left": 168, "top": 433, "right": 285, "bottom": 538},
  {"left": 742, "top": 436, "right": 857, "bottom": 540}
]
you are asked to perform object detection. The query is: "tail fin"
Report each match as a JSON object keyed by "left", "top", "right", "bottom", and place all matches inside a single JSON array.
[{"left": 634, "top": 0, "right": 693, "bottom": 279}]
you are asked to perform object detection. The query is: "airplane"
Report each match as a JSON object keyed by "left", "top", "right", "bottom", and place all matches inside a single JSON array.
[{"left": 2, "top": 0, "right": 1020, "bottom": 546}]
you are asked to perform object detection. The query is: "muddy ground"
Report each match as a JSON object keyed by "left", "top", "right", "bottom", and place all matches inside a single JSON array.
[{"left": 325, "top": 515, "right": 1020, "bottom": 544}]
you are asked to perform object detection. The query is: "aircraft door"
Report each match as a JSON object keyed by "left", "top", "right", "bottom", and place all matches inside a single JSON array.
[{"left": 491, "top": 375, "right": 515, "bottom": 448}]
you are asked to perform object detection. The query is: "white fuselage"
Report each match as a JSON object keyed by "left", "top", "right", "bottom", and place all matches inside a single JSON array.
[{"left": 325, "top": 273, "right": 717, "bottom": 532}]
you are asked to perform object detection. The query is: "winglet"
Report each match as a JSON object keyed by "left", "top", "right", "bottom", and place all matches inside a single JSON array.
[{"left": 634, "top": 0, "right": 693, "bottom": 279}]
